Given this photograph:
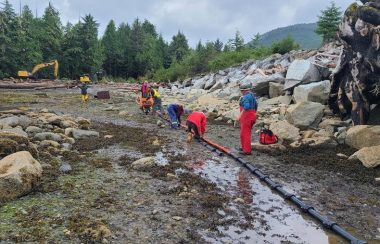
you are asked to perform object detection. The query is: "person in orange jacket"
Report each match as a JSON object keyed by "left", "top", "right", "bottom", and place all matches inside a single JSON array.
[{"left": 186, "top": 111, "right": 207, "bottom": 142}]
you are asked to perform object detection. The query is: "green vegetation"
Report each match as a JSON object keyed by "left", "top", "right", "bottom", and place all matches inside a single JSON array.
[
  {"left": 316, "top": 1, "right": 343, "bottom": 43},
  {"left": 271, "top": 35, "right": 300, "bottom": 55},
  {"left": 251, "top": 23, "right": 323, "bottom": 50},
  {"left": 0, "top": 1, "right": 303, "bottom": 83}
]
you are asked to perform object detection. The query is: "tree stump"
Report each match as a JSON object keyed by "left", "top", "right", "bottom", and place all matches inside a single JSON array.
[{"left": 329, "top": 0, "right": 380, "bottom": 125}]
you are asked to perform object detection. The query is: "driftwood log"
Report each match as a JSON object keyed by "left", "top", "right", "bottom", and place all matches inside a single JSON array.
[{"left": 329, "top": 0, "right": 380, "bottom": 125}]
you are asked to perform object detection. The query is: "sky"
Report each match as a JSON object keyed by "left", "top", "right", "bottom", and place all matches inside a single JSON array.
[{"left": 8, "top": 0, "right": 355, "bottom": 47}]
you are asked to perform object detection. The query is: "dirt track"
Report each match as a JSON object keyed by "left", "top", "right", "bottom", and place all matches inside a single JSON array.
[{"left": 0, "top": 87, "right": 379, "bottom": 243}]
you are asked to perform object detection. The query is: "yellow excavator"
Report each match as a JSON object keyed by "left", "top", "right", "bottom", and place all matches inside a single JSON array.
[{"left": 17, "top": 60, "right": 59, "bottom": 79}]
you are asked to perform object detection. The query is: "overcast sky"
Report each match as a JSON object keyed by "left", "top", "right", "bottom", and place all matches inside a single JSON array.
[{"left": 9, "top": 0, "right": 354, "bottom": 46}]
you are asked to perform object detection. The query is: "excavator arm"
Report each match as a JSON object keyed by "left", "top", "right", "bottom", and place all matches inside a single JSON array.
[{"left": 31, "top": 60, "right": 59, "bottom": 79}]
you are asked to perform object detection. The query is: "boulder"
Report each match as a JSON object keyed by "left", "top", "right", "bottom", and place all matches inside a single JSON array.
[
  {"left": 26, "top": 126, "right": 43, "bottom": 134},
  {"left": 251, "top": 142, "right": 286, "bottom": 152},
  {"left": 319, "top": 118, "right": 350, "bottom": 129},
  {"left": 258, "top": 96, "right": 292, "bottom": 112},
  {"left": 76, "top": 118, "right": 91, "bottom": 130},
  {"left": 182, "top": 78, "right": 193, "bottom": 87},
  {"left": 286, "top": 102, "right": 325, "bottom": 129},
  {"left": 293, "top": 80, "right": 331, "bottom": 104},
  {"left": 240, "top": 73, "right": 285, "bottom": 96},
  {"left": 192, "top": 77, "right": 207, "bottom": 89},
  {"left": 349, "top": 145, "right": 380, "bottom": 168},
  {"left": 269, "top": 120, "right": 301, "bottom": 141},
  {"left": 59, "top": 120, "right": 77, "bottom": 129},
  {"left": 34, "top": 132, "right": 62, "bottom": 142},
  {"left": 269, "top": 82, "right": 284, "bottom": 98},
  {"left": 0, "top": 151, "right": 42, "bottom": 202},
  {"left": 345, "top": 126, "right": 380, "bottom": 150},
  {"left": 228, "top": 70, "right": 246, "bottom": 83},
  {"left": 46, "top": 115, "right": 64, "bottom": 126},
  {"left": 39, "top": 140, "right": 60, "bottom": 148},
  {"left": 204, "top": 74, "right": 216, "bottom": 90},
  {"left": 59, "top": 163, "right": 72, "bottom": 174},
  {"left": 0, "top": 131, "right": 29, "bottom": 145},
  {"left": 131, "top": 157, "right": 156, "bottom": 170},
  {"left": 290, "top": 137, "right": 338, "bottom": 149},
  {"left": 1, "top": 127, "right": 28, "bottom": 137},
  {"left": 222, "top": 108, "right": 240, "bottom": 121},
  {"left": 72, "top": 129, "right": 99, "bottom": 139},
  {"left": 0, "top": 115, "right": 31, "bottom": 129},
  {"left": 209, "top": 82, "right": 223, "bottom": 93},
  {"left": 284, "top": 60, "right": 322, "bottom": 90}
]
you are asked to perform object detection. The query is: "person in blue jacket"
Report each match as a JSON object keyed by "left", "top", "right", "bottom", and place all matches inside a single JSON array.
[{"left": 167, "top": 104, "right": 184, "bottom": 128}]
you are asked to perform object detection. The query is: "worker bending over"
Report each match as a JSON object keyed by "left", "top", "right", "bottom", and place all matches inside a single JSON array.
[
  {"left": 150, "top": 87, "right": 164, "bottom": 115},
  {"left": 186, "top": 111, "right": 207, "bottom": 142},
  {"left": 167, "top": 104, "right": 184, "bottom": 128},
  {"left": 236, "top": 83, "right": 257, "bottom": 155}
]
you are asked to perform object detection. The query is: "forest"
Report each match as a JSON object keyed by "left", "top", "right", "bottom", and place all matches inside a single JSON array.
[{"left": 0, "top": 1, "right": 300, "bottom": 82}]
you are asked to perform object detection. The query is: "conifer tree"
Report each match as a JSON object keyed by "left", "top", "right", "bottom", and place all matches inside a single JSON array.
[{"left": 316, "top": 2, "right": 342, "bottom": 42}]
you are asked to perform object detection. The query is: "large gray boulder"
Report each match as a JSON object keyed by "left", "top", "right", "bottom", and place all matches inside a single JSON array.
[
  {"left": 240, "top": 73, "right": 285, "bottom": 96},
  {"left": 209, "top": 82, "right": 223, "bottom": 93},
  {"left": 293, "top": 80, "right": 331, "bottom": 104},
  {"left": 72, "top": 129, "right": 99, "bottom": 139},
  {"left": 34, "top": 132, "right": 62, "bottom": 142},
  {"left": 270, "top": 120, "right": 301, "bottom": 141},
  {"left": 345, "top": 126, "right": 380, "bottom": 150},
  {"left": 269, "top": 82, "right": 284, "bottom": 98},
  {"left": 0, "top": 115, "right": 31, "bottom": 129},
  {"left": 0, "top": 151, "right": 42, "bottom": 202},
  {"left": 228, "top": 70, "right": 246, "bottom": 83},
  {"left": 192, "top": 76, "right": 207, "bottom": 89},
  {"left": 284, "top": 60, "right": 322, "bottom": 90},
  {"left": 204, "top": 74, "right": 216, "bottom": 90},
  {"left": 286, "top": 102, "right": 325, "bottom": 129}
]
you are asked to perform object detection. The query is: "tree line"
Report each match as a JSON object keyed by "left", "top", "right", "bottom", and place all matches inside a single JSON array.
[{"left": 0, "top": 1, "right": 341, "bottom": 82}]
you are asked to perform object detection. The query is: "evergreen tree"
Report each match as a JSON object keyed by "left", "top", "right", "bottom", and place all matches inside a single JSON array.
[
  {"left": 156, "top": 34, "right": 171, "bottom": 69},
  {"left": 271, "top": 35, "right": 300, "bottom": 54},
  {"left": 102, "top": 20, "right": 121, "bottom": 77},
  {"left": 233, "top": 31, "right": 244, "bottom": 51},
  {"left": 80, "top": 15, "right": 104, "bottom": 77},
  {"left": 0, "top": 1, "right": 18, "bottom": 77},
  {"left": 316, "top": 1, "right": 342, "bottom": 42},
  {"left": 169, "top": 31, "right": 189, "bottom": 62},
  {"left": 214, "top": 38, "right": 223, "bottom": 52},
  {"left": 40, "top": 3, "right": 63, "bottom": 62},
  {"left": 17, "top": 5, "right": 42, "bottom": 70},
  {"left": 250, "top": 33, "right": 261, "bottom": 48},
  {"left": 61, "top": 22, "right": 82, "bottom": 78}
]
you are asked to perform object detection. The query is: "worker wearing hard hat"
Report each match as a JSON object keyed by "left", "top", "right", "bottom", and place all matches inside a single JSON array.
[
  {"left": 150, "top": 87, "right": 164, "bottom": 115},
  {"left": 236, "top": 83, "right": 257, "bottom": 155},
  {"left": 80, "top": 83, "right": 89, "bottom": 102}
]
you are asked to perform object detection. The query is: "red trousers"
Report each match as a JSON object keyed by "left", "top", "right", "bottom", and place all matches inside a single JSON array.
[{"left": 240, "top": 109, "right": 256, "bottom": 153}]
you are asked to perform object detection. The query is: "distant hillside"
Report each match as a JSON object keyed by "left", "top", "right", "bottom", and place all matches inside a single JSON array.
[{"left": 255, "top": 23, "right": 323, "bottom": 50}]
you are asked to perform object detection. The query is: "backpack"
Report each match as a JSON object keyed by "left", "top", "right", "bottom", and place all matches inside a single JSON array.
[{"left": 259, "top": 128, "right": 278, "bottom": 145}]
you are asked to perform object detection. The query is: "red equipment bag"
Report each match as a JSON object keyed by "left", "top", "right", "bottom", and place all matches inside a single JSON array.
[{"left": 259, "top": 128, "right": 278, "bottom": 145}]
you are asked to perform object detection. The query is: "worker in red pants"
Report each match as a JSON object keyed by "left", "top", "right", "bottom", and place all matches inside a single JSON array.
[
  {"left": 186, "top": 111, "right": 207, "bottom": 142},
  {"left": 236, "top": 83, "right": 257, "bottom": 155}
]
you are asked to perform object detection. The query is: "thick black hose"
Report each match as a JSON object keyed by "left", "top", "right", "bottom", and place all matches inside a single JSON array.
[
  {"left": 199, "top": 138, "right": 366, "bottom": 244},
  {"left": 156, "top": 112, "right": 366, "bottom": 243}
]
